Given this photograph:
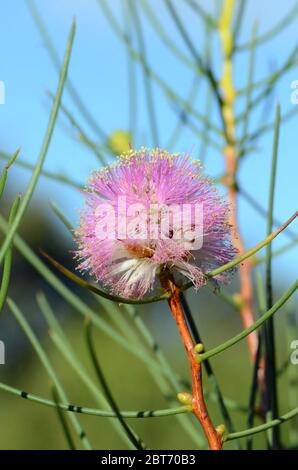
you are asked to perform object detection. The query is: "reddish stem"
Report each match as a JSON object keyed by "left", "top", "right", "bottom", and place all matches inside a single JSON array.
[
  {"left": 161, "top": 275, "right": 222, "bottom": 450},
  {"left": 225, "top": 151, "right": 266, "bottom": 404},
  {"left": 225, "top": 151, "right": 263, "bottom": 357}
]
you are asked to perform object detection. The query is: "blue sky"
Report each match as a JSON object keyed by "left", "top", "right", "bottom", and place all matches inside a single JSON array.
[{"left": 0, "top": 0, "right": 297, "bottom": 288}]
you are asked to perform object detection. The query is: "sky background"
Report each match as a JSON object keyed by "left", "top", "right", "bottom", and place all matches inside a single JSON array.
[{"left": 0, "top": 0, "right": 297, "bottom": 291}]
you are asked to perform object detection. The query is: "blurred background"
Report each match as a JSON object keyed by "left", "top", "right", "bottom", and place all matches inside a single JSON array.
[{"left": 0, "top": 0, "right": 297, "bottom": 449}]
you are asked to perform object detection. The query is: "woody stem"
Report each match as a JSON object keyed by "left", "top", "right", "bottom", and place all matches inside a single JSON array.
[{"left": 161, "top": 274, "right": 222, "bottom": 450}]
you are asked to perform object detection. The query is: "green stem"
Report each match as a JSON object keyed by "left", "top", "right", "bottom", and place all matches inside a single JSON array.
[
  {"left": 129, "top": 0, "right": 159, "bottom": 146},
  {"left": 235, "top": 3, "right": 298, "bottom": 52},
  {"left": 0, "top": 149, "right": 21, "bottom": 198},
  {"left": 7, "top": 297, "right": 92, "bottom": 450},
  {"left": 231, "top": 0, "right": 246, "bottom": 52},
  {"left": 40, "top": 248, "right": 171, "bottom": 304},
  {"left": 236, "top": 45, "right": 298, "bottom": 124},
  {"left": 224, "top": 406, "right": 298, "bottom": 442},
  {"left": 49, "top": 201, "right": 74, "bottom": 232},
  {"left": 0, "top": 381, "right": 190, "bottom": 418},
  {"left": 47, "top": 91, "right": 106, "bottom": 164},
  {"left": 52, "top": 387, "right": 76, "bottom": 450},
  {"left": 0, "top": 195, "right": 21, "bottom": 313},
  {"left": 264, "top": 103, "right": 280, "bottom": 449},
  {"left": 239, "top": 186, "right": 297, "bottom": 241},
  {"left": 183, "top": 0, "right": 217, "bottom": 28},
  {"left": 27, "top": 0, "right": 107, "bottom": 139},
  {"left": 97, "top": 0, "right": 223, "bottom": 143},
  {"left": 0, "top": 152, "right": 82, "bottom": 190},
  {"left": 85, "top": 321, "right": 146, "bottom": 450},
  {"left": 285, "top": 310, "right": 298, "bottom": 447},
  {"left": 164, "top": 0, "right": 226, "bottom": 135},
  {"left": 204, "top": 211, "right": 298, "bottom": 279},
  {"left": 197, "top": 278, "right": 298, "bottom": 363},
  {"left": 0, "top": 21, "right": 76, "bottom": 266},
  {"left": 241, "top": 23, "right": 257, "bottom": 147},
  {"left": 124, "top": 1, "right": 137, "bottom": 143}
]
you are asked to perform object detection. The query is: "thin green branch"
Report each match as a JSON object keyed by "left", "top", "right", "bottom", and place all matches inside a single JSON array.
[
  {"left": 140, "top": 0, "right": 199, "bottom": 70},
  {"left": 203, "top": 211, "right": 298, "bottom": 279},
  {"left": 40, "top": 248, "right": 170, "bottom": 304},
  {"left": 264, "top": 104, "right": 281, "bottom": 448},
  {"left": 241, "top": 23, "right": 258, "bottom": 145},
  {"left": 7, "top": 297, "right": 92, "bottom": 450},
  {"left": 0, "top": 152, "right": 82, "bottom": 190},
  {"left": 164, "top": 0, "right": 225, "bottom": 134},
  {"left": 246, "top": 271, "right": 265, "bottom": 450},
  {"left": 165, "top": 0, "right": 208, "bottom": 73},
  {"left": 239, "top": 186, "right": 297, "bottom": 241},
  {"left": 183, "top": 0, "right": 217, "bottom": 29},
  {"left": 254, "top": 237, "right": 298, "bottom": 267},
  {"left": 49, "top": 201, "right": 74, "bottom": 232},
  {"left": 236, "top": 45, "right": 298, "bottom": 123},
  {"left": 129, "top": 0, "right": 159, "bottom": 146},
  {"left": 285, "top": 310, "right": 298, "bottom": 447},
  {"left": 27, "top": 0, "right": 107, "bottom": 139},
  {"left": 123, "top": 1, "right": 137, "bottom": 143},
  {"left": 224, "top": 406, "right": 298, "bottom": 442},
  {"left": 48, "top": 327, "right": 139, "bottom": 449},
  {"left": 246, "top": 337, "right": 262, "bottom": 450},
  {"left": 36, "top": 291, "right": 70, "bottom": 345},
  {"left": 52, "top": 387, "right": 76, "bottom": 450},
  {"left": 0, "top": 21, "right": 76, "bottom": 266},
  {"left": 165, "top": 75, "right": 201, "bottom": 151},
  {"left": 47, "top": 91, "right": 106, "bottom": 164},
  {"left": 197, "top": 278, "right": 298, "bottom": 363},
  {"left": 38, "top": 293, "right": 137, "bottom": 447},
  {"left": 0, "top": 381, "right": 190, "bottom": 418},
  {"left": 85, "top": 321, "right": 146, "bottom": 450},
  {"left": 235, "top": 3, "right": 298, "bottom": 52},
  {"left": 232, "top": 0, "right": 246, "bottom": 52},
  {"left": 197, "top": 12, "right": 217, "bottom": 163},
  {"left": 97, "top": 0, "right": 224, "bottom": 142},
  {"left": 238, "top": 106, "right": 298, "bottom": 153},
  {"left": 198, "top": 84, "right": 213, "bottom": 164},
  {"left": 0, "top": 149, "right": 21, "bottom": 198},
  {"left": 0, "top": 195, "right": 21, "bottom": 313}
]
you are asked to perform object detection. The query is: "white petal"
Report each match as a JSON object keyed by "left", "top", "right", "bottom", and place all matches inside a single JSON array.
[{"left": 109, "top": 258, "right": 139, "bottom": 276}]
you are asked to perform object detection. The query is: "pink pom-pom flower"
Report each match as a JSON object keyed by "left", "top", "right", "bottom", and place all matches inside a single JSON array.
[{"left": 75, "top": 148, "right": 236, "bottom": 299}]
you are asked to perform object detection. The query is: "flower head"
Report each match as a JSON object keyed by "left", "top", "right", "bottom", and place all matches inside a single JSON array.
[{"left": 75, "top": 148, "right": 236, "bottom": 299}]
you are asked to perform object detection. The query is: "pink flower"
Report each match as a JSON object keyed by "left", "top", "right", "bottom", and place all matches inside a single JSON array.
[{"left": 75, "top": 148, "right": 236, "bottom": 299}]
